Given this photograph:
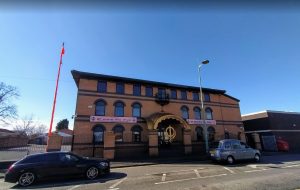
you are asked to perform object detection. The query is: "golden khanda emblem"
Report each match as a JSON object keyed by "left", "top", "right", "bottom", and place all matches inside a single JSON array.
[{"left": 165, "top": 126, "right": 176, "bottom": 142}]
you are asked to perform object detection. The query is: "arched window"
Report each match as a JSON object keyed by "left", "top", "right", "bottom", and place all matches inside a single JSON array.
[
  {"left": 95, "top": 100, "right": 106, "bottom": 116},
  {"left": 207, "top": 126, "right": 215, "bottom": 142},
  {"left": 132, "top": 103, "right": 141, "bottom": 117},
  {"left": 205, "top": 108, "right": 213, "bottom": 120},
  {"left": 181, "top": 106, "right": 189, "bottom": 119},
  {"left": 113, "top": 125, "right": 125, "bottom": 142},
  {"left": 114, "top": 101, "right": 125, "bottom": 117},
  {"left": 195, "top": 126, "right": 203, "bottom": 141},
  {"left": 193, "top": 107, "right": 201, "bottom": 120},
  {"left": 93, "top": 125, "right": 105, "bottom": 144},
  {"left": 131, "top": 125, "right": 143, "bottom": 142}
]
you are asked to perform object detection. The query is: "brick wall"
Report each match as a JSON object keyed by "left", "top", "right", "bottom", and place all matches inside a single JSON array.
[{"left": 72, "top": 76, "right": 243, "bottom": 158}]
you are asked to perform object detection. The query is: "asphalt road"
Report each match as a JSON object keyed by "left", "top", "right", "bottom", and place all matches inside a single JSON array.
[{"left": 1, "top": 154, "right": 300, "bottom": 190}]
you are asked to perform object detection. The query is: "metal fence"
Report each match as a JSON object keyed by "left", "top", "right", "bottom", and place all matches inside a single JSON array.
[
  {"left": 0, "top": 144, "right": 46, "bottom": 161},
  {"left": 0, "top": 136, "right": 73, "bottom": 161}
]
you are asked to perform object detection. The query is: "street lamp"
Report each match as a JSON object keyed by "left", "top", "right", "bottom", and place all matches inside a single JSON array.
[{"left": 198, "top": 60, "right": 209, "bottom": 154}]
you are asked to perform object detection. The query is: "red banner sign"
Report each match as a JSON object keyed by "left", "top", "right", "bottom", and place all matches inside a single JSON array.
[
  {"left": 186, "top": 119, "right": 216, "bottom": 125},
  {"left": 90, "top": 116, "right": 137, "bottom": 123}
]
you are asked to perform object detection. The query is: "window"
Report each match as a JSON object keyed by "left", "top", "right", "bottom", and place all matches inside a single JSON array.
[
  {"left": 171, "top": 89, "right": 177, "bottom": 99},
  {"left": 132, "top": 103, "right": 141, "bottom": 117},
  {"left": 59, "top": 153, "right": 79, "bottom": 162},
  {"left": 133, "top": 84, "right": 141, "bottom": 96},
  {"left": 95, "top": 100, "right": 106, "bottom": 116},
  {"left": 231, "top": 141, "right": 241, "bottom": 149},
  {"left": 145, "top": 86, "right": 153, "bottom": 97},
  {"left": 224, "top": 142, "right": 231, "bottom": 150},
  {"left": 205, "top": 108, "right": 213, "bottom": 120},
  {"left": 93, "top": 125, "right": 105, "bottom": 144},
  {"left": 115, "top": 101, "right": 124, "bottom": 117},
  {"left": 158, "top": 88, "right": 166, "bottom": 96},
  {"left": 131, "top": 125, "right": 142, "bottom": 142},
  {"left": 21, "top": 155, "right": 41, "bottom": 163},
  {"left": 181, "top": 90, "right": 187, "bottom": 100},
  {"left": 204, "top": 93, "right": 210, "bottom": 102},
  {"left": 22, "top": 154, "right": 58, "bottom": 163},
  {"left": 193, "top": 92, "right": 199, "bottom": 101},
  {"left": 113, "top": 125, "right": 125, "bottom": 142},
  {"left": 181, "top": 106, "right": 189, "bottom": 119},
  {"left": 240, "top": 142, "right": 247, "bottom": 149},
  {"left": 97, "top": 81, "right": 107, "bottom": 93},
  {"left": 116, "top": 82, "right": 124, "bottom": 94},
  {"left": 195, "top": 126, "right": 203, "bottom": 141},
  {"left": 193, "top": 107, "right": 201, "bottom": 120},
  {"left": 42, "top": 154, "right": 59, "bottom": 162},
  {"left": 207, "top": 126, "right": 215, "bottom": 142}
]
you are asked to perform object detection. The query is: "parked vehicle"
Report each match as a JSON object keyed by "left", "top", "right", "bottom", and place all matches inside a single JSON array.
[
  {"left": 210, "top": 139, "right": 261, "bottom": 164},
  {"left": 277, "top": 138, "right": 289, "bottom": 152},
  {"left": 4, "top": 152, "right": 110, "bottom": 187}
]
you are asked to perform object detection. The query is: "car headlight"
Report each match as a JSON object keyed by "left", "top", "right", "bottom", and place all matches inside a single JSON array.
[{"left": 99, "top": 162, "right": 109, "bottom": 167}]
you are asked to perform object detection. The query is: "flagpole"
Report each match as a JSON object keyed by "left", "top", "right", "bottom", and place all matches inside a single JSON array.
[{"left": 48, "top": 43, "right": 65, "bottom": 137}]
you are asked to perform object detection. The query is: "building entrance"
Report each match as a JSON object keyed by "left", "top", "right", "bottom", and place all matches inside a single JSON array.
[{"left": 157, "top": 118, "right": 184, "bottom": 157}]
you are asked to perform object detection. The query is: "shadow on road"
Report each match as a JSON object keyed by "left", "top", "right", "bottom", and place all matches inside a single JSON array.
[{"left": 10, "top": 172, "right": 127, "bottom": 189}]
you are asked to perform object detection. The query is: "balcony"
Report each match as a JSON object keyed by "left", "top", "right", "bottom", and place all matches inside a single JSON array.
[{"left": 155, "top": 92, "right": 170, "bottom": 106}]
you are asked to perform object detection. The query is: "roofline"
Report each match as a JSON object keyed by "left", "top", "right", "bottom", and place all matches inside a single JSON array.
[
  {"left": 265, "top": 110, "right": 300, "bottom": 115},
  {"left": 242, "top": 110, "right": 268, "bottom": 117},
  {"left": 71, "top": 70, "right": 239, "bottom": 101},
  {"left": 242, "top": 110, "right": 300, "bottom": 117}
]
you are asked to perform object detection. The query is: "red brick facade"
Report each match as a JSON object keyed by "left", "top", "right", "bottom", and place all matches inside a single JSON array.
[{"left": 71, "top": 70, "right": 245, "bottom": 159}]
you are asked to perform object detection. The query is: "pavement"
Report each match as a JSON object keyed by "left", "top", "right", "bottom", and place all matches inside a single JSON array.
[
  {"left": 1, "top": 153, "right": 300, "bottom": 190},
  {"left": 0, "top": 154, "right": 207, "bottom": 179},
  {"left": 0, "top": 152, "right": 297, "bottom": 179}
]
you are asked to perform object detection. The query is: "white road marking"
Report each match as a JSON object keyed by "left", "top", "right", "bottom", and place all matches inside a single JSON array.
[
  {"left": 223, "top": 167, "right": 235, "bottom": 174},
  {"left": 194, "top": 169, "right": 201, "bottom": 178},
  {"left": 247, "top": 164, "right": 258, "bottom": 168},
  {"left": 108, "top": 188, "right": 119, "bottom": 190},
  {"left": 282, "top": 164, "right": 300, "bottom": 168},
  {"left": 283, "top": 161, "right": 299, "bottom": 165},
  {"left": 154, "top": 173, "right": 227, "bottom": 185},
  {"left": 67, "top": 185, "right": 81, "bottom": 190},
  {"left": 244, "top": 168, "right": 268, "bottom": 173},
  {"left": 146, "top": 168, "right": 204, "bottom": 175},
  {"left": 161, "top": 173, "right": 166, "bottom": 181},
  {"left": 109, "top": 177, "right": 127, "bottom": 189}
]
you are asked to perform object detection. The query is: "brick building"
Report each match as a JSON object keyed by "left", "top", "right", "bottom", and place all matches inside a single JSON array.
[
  {"left": 242, "top": 110, "right": 300, "bottom": 152},
  {"left": 71, "top": 70, "right": 244, "bottom": 159}
]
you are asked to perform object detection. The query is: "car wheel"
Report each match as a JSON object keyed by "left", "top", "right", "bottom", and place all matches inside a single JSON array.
[
  {"left": 227, "top": 156, "right": 234, "bottom": 164},
  {"left": 86, "top": 166, "right": 99, "bottom": 180},
  {"left": 254, "top": 154, "right": 260, "bottom": 162},
  {"left": 18, "top": 171, "right": 35, "bottom": 187}
]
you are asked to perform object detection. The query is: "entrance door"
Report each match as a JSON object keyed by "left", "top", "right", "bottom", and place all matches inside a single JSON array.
[{"left": 157, "top": 125, "right": 183, "bottom": 157}]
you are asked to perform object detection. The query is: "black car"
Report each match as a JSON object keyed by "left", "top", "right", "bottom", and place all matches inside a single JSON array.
[{"left": 4, "top": 152, "right": 110, "bottom": 187}]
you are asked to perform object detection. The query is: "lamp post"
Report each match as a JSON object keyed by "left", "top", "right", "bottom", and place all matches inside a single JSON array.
[{"left": 198, "top": 60, "right": 209, "bottom": 154}]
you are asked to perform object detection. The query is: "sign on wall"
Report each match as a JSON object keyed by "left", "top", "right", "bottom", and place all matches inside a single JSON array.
[
  {"left": 90, "top": 116, "right": 137, "bottom": 123},
  {"left": 186, "top": 119, "right": 216, "bottom": 125}
]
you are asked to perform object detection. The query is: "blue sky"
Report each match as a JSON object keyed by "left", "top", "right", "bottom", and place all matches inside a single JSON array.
[{"left": 1, "top": 4, "right": 300, "bottom": 129}]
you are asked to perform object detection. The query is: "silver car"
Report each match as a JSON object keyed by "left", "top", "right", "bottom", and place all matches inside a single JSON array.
[{"left": 210, "top": 139, "right": 261, "bottom": 164}]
